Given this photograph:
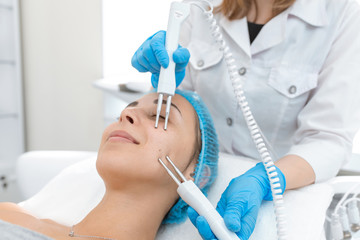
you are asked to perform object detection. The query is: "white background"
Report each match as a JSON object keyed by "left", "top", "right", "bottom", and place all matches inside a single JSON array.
[{"left": 102, "top": 0, "right": 173, "bottom": 82}]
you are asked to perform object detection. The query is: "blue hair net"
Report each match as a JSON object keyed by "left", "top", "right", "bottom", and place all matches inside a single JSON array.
[{"left": 162, "top": 89, "right": 219, "bottom": 224}]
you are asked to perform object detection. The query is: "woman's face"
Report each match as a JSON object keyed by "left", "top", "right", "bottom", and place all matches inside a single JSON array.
[{"left": 97, "top": 92, "right": 199, "bottom": 192}]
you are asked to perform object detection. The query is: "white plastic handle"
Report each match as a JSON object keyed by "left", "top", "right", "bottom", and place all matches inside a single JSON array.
[
  {"left": 178, "top": 181, "right": 240, "bottom": 240},
  {"left": 157, "top": 2, "right": 190, "bottom": 95}
]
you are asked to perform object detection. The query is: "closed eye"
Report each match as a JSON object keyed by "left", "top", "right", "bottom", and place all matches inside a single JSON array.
[{"left": 152, "top": 114, "right": 165, "bottom": 120}]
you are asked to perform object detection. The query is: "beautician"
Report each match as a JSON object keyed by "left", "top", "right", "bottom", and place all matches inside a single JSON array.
[{"left": 131, "top": 0, "right": 360, "bottom": 239}]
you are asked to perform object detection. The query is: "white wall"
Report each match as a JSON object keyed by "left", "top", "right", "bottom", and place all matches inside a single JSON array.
[
  {"left": 102, "top": 0, "right": 171, "bottom": 78},
  {"left": 20, "top": 0, "right": 103, "bottom": 151}
]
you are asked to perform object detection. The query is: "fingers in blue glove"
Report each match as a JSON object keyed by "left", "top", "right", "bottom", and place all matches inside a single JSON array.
[
  {"left": 132, "top": 30, "right": 190, "bottom": 88},
  {"left": 187, "top": 206, "right": 199, "bottom": 226},
  {"left": 222, "top": 196, "right": 248, "bottom": 232},
  {"left": 173, "top": 46, "right": 190, "bottom": 71},
  {"left": 197, "top": 216, "right": 216, "bottom": 240},
  {"left": 149, "top": 48, "right": 188, "bottom": 87},
  {"left": 135, "top": 50, "right": 159, "bottom": 74},
  {"left": 238, "top": 206, "right": 258, "bottom": 240},
  {"left": 151, "top": 73, "right": 159, "bottom": 89},
  {"left": 173, "top": 47, "right": 190, "bottom": 87},
  {"left": 150, "top": 67, "right": 184, "bottom": 88},
  {"left": 131, "top": 30, "right": 168, "bottom": 74},
  {"left": 188, "top": 207, "right": 216, "bottom": 240},
  {"left": 131, "top": 51, "right": 149, "bottom": 73},
  {"left": 143, "top": 44, "right": 162, "bottom": 72},
  {"left": 175, "top": 71, "right": 186, "bottom": 87},
  {"left": 150, "top": 31, "right": 169, "bottom": 69}
]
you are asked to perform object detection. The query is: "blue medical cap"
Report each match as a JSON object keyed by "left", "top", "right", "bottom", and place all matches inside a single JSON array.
[{"left": 162, "top": 89, "right": 219, "bottom": 224}]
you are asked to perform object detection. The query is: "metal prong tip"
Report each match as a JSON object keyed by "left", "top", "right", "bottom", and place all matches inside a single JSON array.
[
  {"left": 164, "top": 113, "right": 169, "bottom": 130},
  {"left": 166, "top": 156, "right": 187, "bottom": 182},
  {"left": 158, "top": 158, "right": 181, "bottom": 186},
  {"left": 155, "top": 93, "right": 164, "bottom": 128},
  {"left": 164, "top": 96, "right": 172, "bottom": 130}
]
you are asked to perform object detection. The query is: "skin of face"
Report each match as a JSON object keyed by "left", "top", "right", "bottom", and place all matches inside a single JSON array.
[{"left": 96, "top": 92, "right": 199, "bottom": 196}]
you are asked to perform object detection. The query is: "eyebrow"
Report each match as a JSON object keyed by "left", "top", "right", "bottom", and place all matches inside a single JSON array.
[
  {"left": 153, "top": 99, "right": 182, "bottom": 116},
  {"left": 125, "top": 101, "right": 138, "bottom": 108}
]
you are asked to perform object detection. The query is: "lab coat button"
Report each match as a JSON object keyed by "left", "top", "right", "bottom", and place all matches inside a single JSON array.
[
  {"left": 238, "top": 67, "right": 247, "bottom": 76},
  {"left": 197, "top": 60, "right": 204, "bottom": 67},
  {"left": 288, "top": 85, "right": 297, "bottom": 94},
  {"left": 226, "top": 117, "right": 233, "bottom": 126}
]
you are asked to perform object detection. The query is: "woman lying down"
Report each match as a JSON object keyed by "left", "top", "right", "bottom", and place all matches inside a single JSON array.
[{"left": 0, "top": 90, "right": 219, "bottom": 240}]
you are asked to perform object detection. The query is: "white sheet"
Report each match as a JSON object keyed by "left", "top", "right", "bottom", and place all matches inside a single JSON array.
[{"left": 19, "top": 153, "right": 333, "bottom": 240}]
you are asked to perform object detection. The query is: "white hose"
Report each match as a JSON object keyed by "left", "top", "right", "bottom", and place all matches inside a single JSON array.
[{"left": 183, "top": 1, "right": 287, "bottom": 239}]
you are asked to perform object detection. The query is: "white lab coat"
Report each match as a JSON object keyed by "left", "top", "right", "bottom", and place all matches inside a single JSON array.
[{"left": 179, "top": 0, "right": 360, "bottom": 182}]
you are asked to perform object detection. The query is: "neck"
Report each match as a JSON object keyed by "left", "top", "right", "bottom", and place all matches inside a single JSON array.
[
  {"left": 247, "top": 0, "right": 275, "bottom": 24},
  {"left": 74, "top": 188, "right": 177, "bottom": 240}
]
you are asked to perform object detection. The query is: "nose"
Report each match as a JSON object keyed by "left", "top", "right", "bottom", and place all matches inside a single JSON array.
[
  {"left": 119, "top": 108, "right": 139, "bottom": 125},
  {"left": 125, "top": 116, "right": 134, "bottom": 124}
]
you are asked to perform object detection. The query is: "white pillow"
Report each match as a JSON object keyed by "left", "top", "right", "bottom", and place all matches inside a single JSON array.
[
  {"left": 19, "top": 153, "right": 333, "bottom": 240},
  {"left": 19, "top": 156, "right": 105, "bottom": 226}
]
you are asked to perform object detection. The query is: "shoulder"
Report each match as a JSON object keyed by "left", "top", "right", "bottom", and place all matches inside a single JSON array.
[
  {"left": 0, "top": 202, "right": 27, "bottom": 213},
  {"left": 0, "top": 202, "right": 41, "bottom": 227},
  {"left": 0, "top": 203, "right": 68, "bottom": 239}
]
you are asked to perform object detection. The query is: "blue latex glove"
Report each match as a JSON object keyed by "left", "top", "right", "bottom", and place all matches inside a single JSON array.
[
  {"left": 131, "top": 30, "right": 190, "bottom": 88},
  {"left": 188, "top": 162, "right": 286, "bottom": 240}
]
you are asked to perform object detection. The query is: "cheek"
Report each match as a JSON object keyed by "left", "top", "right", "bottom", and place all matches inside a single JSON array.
[
  {"left": 147, "top": 130, "right": 194, "bottom": 172},
  {"left": 145, "top": 129, "right": 182, "bottom": 158}
]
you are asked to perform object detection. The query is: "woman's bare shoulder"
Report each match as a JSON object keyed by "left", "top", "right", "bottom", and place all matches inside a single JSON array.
[
  {"left": 0, "top": 202, "right": 40, "bottom": 226},
  {"left": 0, "top": 202, "right": 69, "bottom": 239},
  {"left": 0, "top": 202, "right": 24, "bottom": 211}
]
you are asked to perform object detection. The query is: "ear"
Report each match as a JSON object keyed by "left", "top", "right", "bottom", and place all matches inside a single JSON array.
[
  {"left": 183, "top": 163, "right": 211, "bottom": 189},
  {"left": 183, "top": 160, "right": 197, "bottom": 182},
  {"left": 197, "top": 165, "right": 211, "bottom": 189}
]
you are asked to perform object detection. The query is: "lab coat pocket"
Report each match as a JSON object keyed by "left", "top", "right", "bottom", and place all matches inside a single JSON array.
[
  {"left": 188, "top": 40, "right": 223, "bottom": 70},
  {"left": 268, "top": 67, "right": 318, "bottom": 99}
]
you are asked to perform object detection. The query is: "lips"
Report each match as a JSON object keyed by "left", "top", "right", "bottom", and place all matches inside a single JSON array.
[{"left": 108, "top": 130, "right": 139, "bottom": 144}]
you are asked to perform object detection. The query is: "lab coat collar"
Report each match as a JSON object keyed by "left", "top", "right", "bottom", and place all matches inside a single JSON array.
[
  {"left": 219, "top": 0, "right": 328, "bottom": 57},
  {"left": 220, "top": 16, "right": 251, "bottom": 58},
  {"left": 219, "top": 10, "right": 289, "bottom": 57},
  {"left": 289, "top": 0, "right": 329, "bottom": 27},
  {"left": 250, "top": 10, "right": 289, "bottom": 55}
]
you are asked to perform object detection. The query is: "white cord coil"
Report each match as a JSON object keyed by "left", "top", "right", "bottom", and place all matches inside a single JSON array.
[{"left": 184, "top": 1, "right": 287, "bottom": 239}]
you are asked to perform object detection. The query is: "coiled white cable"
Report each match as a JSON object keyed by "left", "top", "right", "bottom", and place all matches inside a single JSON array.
[{"left": 183, "top": 1, "right": 287, "bottom": 239}]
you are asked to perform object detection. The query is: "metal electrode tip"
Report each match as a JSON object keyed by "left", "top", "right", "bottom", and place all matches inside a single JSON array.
[
  {"left": 164, "top": 95, "right": 172, "bottom": 130},
  {"left": 155, "top": 93, "right": 164, "bottom": 129}
]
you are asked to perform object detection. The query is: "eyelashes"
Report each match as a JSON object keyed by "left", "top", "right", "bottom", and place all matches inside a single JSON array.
[
  {"left": 152, "top": 114, "right": 165, "bottom": 120},
  {"left": 116, "top": 114, "right": 166, "bottom": 121}
]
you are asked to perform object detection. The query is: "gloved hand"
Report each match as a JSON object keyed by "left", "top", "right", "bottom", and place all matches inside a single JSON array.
[
  {"left": 188, "top": 162, "right": 286, "bottom": 240},
  {"left": 131, "top": 30, "right": 190, "bottom": 88}
]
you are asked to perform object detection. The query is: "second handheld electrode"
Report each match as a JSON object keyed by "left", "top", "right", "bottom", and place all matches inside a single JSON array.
[{"left": 159, "top": 156, "right": 240, "bottom": 240}]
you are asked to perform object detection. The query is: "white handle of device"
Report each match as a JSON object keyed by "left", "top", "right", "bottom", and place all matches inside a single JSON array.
[
  {"left": 157, "top": 2, "right": 190, "bottom": 95},
  {"left": 178, "top": 181, "right": 240, "bottom": 240}
]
